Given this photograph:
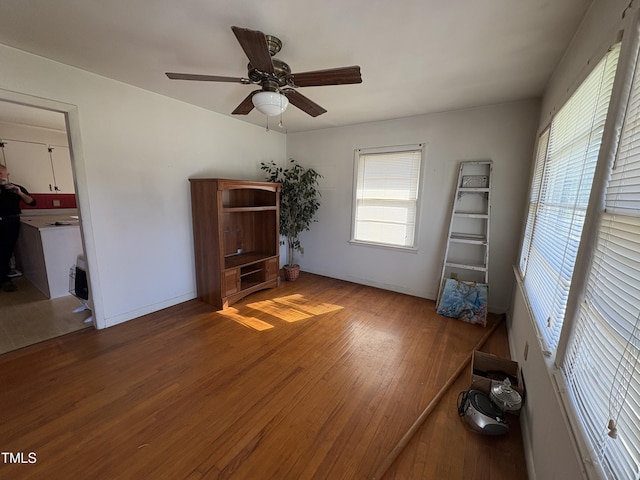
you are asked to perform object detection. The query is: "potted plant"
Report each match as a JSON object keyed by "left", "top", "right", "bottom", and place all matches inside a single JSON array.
[{"left": 261, "top": 159, "right": 321, "bottom": 281}]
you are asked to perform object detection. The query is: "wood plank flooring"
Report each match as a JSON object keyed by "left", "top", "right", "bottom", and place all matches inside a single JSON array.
[{"left": 0, "top": 273, "right": 527, "bottom": 480}]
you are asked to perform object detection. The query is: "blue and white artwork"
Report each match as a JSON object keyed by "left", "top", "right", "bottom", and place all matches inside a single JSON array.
[{"left": 437, "top": 279, "right": 488, "bottom": 327}]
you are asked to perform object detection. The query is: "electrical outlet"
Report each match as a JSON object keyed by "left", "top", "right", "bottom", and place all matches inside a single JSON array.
[{"left": 53, "top": 199, "right": 60, "bottom": 207}]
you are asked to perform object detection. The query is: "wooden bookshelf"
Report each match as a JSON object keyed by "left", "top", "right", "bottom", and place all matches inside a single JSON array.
[{"left": 189, "top": 179, "right": 281, "bottom": 309}]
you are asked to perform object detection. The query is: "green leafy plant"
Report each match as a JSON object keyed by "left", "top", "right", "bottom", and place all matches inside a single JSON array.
[{"left": 260, "top": 159, "right": 321, "bottom": 268}]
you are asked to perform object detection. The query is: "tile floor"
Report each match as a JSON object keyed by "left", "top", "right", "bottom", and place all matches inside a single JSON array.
[{"left": 0, "top": 275, "right": 91, "bottom": 355}]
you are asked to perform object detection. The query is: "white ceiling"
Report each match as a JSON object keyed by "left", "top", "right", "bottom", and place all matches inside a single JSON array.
[
  {"left": 0, "top": 0, "right": 591, "bottom": 133},
  {"left": 0, "top": 101, "right": 66, "bottom": 131}
]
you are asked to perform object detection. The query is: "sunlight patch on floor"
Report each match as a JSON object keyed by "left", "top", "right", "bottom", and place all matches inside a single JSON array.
[
  {"left": 246, "top": 294, "right": 343, "bottom": 323},
  {"left": 217, "top": 308, "right": 274, "bottom": 331},
  {"left": 217, "top": 294, "right": 344, "bottom": 331}
]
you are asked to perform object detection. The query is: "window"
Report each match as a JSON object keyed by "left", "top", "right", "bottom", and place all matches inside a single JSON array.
[
  {"left": 519, "top": 128, "right": 549, "bottom": 275},
  {"left": 561, "top": 35, "right": 640, "bottom": 480},
  {"left": 518, "top": 44, "right": 621, "bottom": 352},
  {"left": 351, "top": 145, "right": 424, "bottom": 248}
]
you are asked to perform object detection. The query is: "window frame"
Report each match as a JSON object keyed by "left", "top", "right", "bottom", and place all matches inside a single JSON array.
[
  {"left": 517, "top": 13, "right": 640, "bottom": 479},
  {"left": 350, "top": 144, "right": 425, "bottom": 251},
  {"left": 556, "top": 20, "right": 640, "bottom": 479},
  {"left": 518, "top": 43, "right": 621, "bottom": 354}
]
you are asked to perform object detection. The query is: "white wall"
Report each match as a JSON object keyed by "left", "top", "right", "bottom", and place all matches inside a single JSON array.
[
  {"left": 0, "top": 44, "right": 286, "bottom": 328},
  {"left": 507, "top": 0, "right": 634, "bottom": 479},
  {"left": 287, "top": 100, "right": 540, "bottom": 313},
  {"left": 510, "top": 280, "right": 585, "bottom": 479}
]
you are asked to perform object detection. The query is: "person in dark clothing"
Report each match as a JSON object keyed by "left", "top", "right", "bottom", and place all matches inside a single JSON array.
[{"left": 0, "top": 164, "right": 36, "bottom": 292}]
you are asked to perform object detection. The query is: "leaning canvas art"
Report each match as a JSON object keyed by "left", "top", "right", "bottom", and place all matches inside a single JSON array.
[{"left": 437, "top": 279, "right": 488, "bottom": 327}]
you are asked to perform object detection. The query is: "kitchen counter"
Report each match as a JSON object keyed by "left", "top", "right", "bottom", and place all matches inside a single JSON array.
[
  {"left": 20, "top": 213, "right": 80, "bottom": 230},
  {"left": 16, "top": 214, "right": 83, "bottom": 298}
]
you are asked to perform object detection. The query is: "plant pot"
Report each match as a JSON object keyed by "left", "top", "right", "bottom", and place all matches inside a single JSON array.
[{"left": 283, "top": 264, "right": 300, "bottom": 281}]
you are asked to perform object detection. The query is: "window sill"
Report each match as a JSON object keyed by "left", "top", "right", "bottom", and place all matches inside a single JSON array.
[
  {"left": 512, "top": 265, "right": 555, "bottom": 362},
  {"left": 348, "top": 239, "right": 418, "bottom": 253}
]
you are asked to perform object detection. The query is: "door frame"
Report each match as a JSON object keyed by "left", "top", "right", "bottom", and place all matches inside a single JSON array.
[{"left": 0, "top": 88, "right": 104, "bottom": 328}]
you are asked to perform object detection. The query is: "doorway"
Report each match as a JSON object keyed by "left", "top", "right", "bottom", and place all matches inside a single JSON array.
[{"left": 0, "top": 99, "right": 92, "bottom": 354}]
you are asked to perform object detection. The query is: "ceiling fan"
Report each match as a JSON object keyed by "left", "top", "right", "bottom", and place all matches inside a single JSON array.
[{"left": 166, "top": 26, "right": 362, "bottom": 118}]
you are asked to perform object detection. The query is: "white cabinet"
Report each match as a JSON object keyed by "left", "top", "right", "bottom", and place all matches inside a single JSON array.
[
  {"left": 3, "top": 141, "right": 53, "bottom": 193},
  {"left": 2, "top": 141, "right": 75, "bottom": 194}
]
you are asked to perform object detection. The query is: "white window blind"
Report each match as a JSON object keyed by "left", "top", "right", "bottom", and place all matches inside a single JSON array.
[
  {"left": 519, "top": 44, "right": 620, "bottom": 352},
  {"left": 352, "top": 146, "right": 423, "bottom": 248},
  {"left": 519, "top": 128, "right": 549, "bottom": 274},
  {"left": 563, "top": 39, "right": 640, "bottom": 480}
]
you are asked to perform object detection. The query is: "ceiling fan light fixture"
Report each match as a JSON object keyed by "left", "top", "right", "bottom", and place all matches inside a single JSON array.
[{"left": 252, "top": 91, "right": 289, "bottom": 116}]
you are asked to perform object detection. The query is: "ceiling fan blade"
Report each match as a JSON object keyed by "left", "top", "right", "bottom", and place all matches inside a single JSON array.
[
  {"left": 291, "top": 66, "right": 362, "bottom": 87},
  {"left": 283, "top": 89, "right": 327, "bottom": 117},
  {"left": 166, "top": 72, "right": 249, "bottom": 83},
  {"left": 231, "top": 26, "right": 275, "bottom": 74},
  {"left": 232, "top": 91, "right": 260, "bottom": 115}
]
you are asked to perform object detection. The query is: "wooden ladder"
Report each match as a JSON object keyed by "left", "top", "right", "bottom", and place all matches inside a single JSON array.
[{"left": 436, "top": 161, "right": 492, "bottom": 307}]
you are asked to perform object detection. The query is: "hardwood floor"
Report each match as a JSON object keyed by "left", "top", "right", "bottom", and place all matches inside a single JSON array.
[{"left": 0, "top": 273, "right": 527, "bottom": 479}]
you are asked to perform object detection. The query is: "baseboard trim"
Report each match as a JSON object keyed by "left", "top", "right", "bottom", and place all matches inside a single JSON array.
[{"left": 103, "top": 291, "right": 196, "bottom": 328}]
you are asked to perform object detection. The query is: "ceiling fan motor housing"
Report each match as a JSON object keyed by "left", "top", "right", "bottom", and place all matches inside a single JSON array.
[{"left": 248, "top": 58, "right": 292, "bottom": 90}]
